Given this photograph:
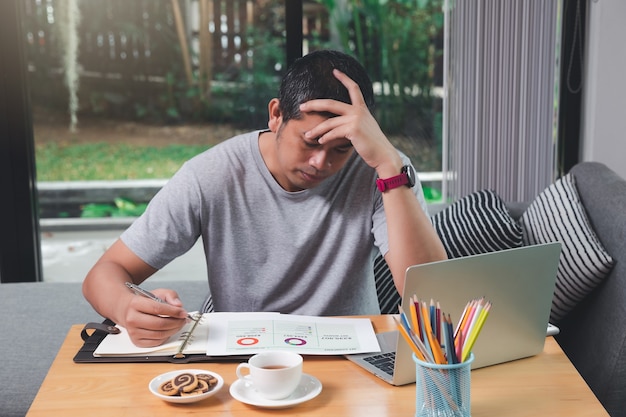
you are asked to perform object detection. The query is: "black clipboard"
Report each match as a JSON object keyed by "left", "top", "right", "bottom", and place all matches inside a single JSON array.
[{"left": 73, "top": 319, "right": 248, "bottom": 364}]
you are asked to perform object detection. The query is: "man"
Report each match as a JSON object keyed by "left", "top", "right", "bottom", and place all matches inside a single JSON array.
[{"left": 83, "top": 50, "right": 447, "bottom": 347}]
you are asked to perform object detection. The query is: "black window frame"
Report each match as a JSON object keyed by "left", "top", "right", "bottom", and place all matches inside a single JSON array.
[{"left": 0, "top": 0, "right": 42, "bottom": 283}]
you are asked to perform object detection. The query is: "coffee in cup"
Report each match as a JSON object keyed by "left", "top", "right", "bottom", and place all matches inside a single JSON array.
[{"left": 235, "top": 351, "right": 303, "bottom": 400}]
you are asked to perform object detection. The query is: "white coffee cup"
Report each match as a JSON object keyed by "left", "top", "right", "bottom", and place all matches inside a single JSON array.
[{"left": 235, "top": 351, "right": 303, "bottom": 400}]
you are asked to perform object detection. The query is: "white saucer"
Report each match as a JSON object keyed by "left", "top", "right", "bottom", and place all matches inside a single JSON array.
[
  {"left": 149, "top": 369, "right": 224, "bottom": 404},
  {"left": 229, "top": 373, "right": 322, "bottom": 409}
]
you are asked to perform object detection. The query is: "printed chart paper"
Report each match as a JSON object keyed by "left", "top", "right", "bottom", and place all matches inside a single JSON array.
[{"left": 205, "top": 313, "right": 381, "bottom": 355}]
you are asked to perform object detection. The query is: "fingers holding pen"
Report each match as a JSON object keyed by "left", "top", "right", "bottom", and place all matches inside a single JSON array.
[
  {"left": 135, "top": 292, "right": 187, "bottom": 318},
  {"left": 125, "top": 283, "right": 190, "bottom": 318},
  {"left": 124, "top": 288, "right": 189, "bottom": 347},
  {"left": 125, "top": 302, "right": 187, "bottom": 347}
]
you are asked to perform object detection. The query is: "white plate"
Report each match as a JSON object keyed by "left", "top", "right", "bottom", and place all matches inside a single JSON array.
[
  {"left": 148, "top": 369, "right": 224, "bottom": 404},
  {"left": 229, "top": 373, "right": 322, "bottom": 409}
]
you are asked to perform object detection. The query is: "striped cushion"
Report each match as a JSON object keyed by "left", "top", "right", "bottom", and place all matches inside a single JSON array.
[
  {"left": 520, "top": 173, "right": 614, "bottom": 323},
  {"left": 374, "top": 254, "right": 398, "bottom": 314},
  {"left": 375, "top": 189, "right": 523, "bottom": 314},
  {"left": 201, "top": 293, "right": 215, "bottom": 313},
  {"left": 431, "top": 189, "right": 523, "bottom": 258}
]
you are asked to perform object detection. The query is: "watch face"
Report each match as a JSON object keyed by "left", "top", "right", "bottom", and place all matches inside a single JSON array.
[{"left": 403, "top": 165, "right": 416, "bottom": 188}]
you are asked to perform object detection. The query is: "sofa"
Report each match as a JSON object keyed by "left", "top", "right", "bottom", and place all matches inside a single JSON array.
[
  {"left": 491, "top": 161, "right": 626, "bottom": 417},
  {"left": 496, "top": 162, "right": 626, "bottom": 417},
  {"left": 1, "top": 161, "right": 624, "bottom": 416},
  {"left": 375, "top": 161, "right": 626, "bottom": 416},
  {"left": 551, "top": 162, "right": 626, "bottom": 417}
]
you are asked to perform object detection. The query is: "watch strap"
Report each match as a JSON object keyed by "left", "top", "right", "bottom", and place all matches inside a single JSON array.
[{"left": 376, "top": 172, "right": 409, "bottom": 192}]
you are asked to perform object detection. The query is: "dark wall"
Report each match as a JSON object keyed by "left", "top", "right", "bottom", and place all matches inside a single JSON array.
[
  {"left": 557, "top": 0, "right": 587, "bottom": 175},
  {"left": 0, "top": 0, "right": 42, "bottom": 282}
]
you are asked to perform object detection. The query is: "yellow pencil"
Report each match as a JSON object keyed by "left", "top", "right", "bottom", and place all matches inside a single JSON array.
[{"left": 409, "top": 295, "right": 420, "bottom": 335}]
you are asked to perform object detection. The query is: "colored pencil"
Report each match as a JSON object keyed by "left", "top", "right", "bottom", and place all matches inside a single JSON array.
[
  {"left": 393, "top": 316, "right": 427, "bottom": 361},
  {"left": 421, "top": 300, "right": 446, "bottom": 364},
  {"left": 402, "top": 294, "right": 491, "bottom": 364},
  {"left": 462, "top": 301, "right": 491, "bottom": 362}
]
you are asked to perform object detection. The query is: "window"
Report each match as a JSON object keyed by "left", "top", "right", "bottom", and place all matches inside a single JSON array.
[{"left": 7, "top": 1, "right": 561, "bottom": 282}]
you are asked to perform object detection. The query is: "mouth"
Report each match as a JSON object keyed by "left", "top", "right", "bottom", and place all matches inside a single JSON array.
[{"left": 300, "top": 170, "right": 325, "bottom": 183}]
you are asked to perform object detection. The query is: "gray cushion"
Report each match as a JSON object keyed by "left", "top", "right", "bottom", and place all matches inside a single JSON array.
[{"left": 520, "top": 173, "right": 615, "bottom": 323}]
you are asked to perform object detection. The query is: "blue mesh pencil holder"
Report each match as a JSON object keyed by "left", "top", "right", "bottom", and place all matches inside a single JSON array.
[{"left": 412, "top": 353, "right": 474, "bottom": 417}]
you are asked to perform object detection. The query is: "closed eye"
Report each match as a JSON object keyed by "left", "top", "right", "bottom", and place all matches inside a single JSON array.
[
  {"left": 302, "top": 136, "right": 353, "bottom": 153},
  {"left": 304, "top": 139, "right": 321, "bottom": 148},
  {"left": 334, "top": 144, "right": 353, "bottom": 154}
]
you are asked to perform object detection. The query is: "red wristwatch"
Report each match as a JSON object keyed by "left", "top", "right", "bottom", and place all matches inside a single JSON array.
[{"left": 376, "top": 165, "right": 416, "bottom": 192}]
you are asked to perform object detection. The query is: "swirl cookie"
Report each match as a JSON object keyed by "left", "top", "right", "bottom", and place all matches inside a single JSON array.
[
  {"left": 172, "top": 372, "right": 199, "bottom": 393},
  {"left": 197, "top": 373, "right": 218, "bottom": 389},
  {"left": 156, "top": 371, "right": 219, "bottom": 397},
  {"left": 158, "top": 379, "right": 178, "bottom": 396},
  {"left": 181, "top": 379, "right": 210, "bottom": 396}
]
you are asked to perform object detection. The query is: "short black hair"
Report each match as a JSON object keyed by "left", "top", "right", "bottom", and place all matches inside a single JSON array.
[{"left": 278, "top": 50, "right": 375, "bottom": 123}]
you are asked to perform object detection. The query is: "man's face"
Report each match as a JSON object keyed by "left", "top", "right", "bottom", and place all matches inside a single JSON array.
[{"left": 271, "top": 112, "right": 354, "bottom": 192}]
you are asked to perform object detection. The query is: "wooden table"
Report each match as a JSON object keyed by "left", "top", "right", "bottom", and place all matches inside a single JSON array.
[{"left": 27, "top": 316, "right": 607, "bottom": 416}]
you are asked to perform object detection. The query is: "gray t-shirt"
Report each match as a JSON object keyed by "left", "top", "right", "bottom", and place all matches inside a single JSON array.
[{"left": 121, "top": 130, "right": 427, "bottom": 315}]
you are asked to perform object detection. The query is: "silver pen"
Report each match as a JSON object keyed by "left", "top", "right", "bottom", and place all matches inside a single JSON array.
[{"left": 125, "top": 282, "right": 196, "bottom": 320}]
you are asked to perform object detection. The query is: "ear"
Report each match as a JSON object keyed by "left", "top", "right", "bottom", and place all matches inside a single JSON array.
[{"left": 267, "top": 98, "right": 283, "bottom": 133}]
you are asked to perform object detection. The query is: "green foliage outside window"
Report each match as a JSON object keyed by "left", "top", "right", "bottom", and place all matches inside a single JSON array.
[{"left": 317, "top": 0, "right": 444, "bottom": 137}]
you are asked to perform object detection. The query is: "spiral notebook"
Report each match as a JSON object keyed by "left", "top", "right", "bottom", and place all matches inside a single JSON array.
[
  {"left": 93, "top": 312, "right": 212, "bottom": 358},
  {"left": 74, "top": 312, "right": 281, "bottom": 363},
  {"left": 74, "top": 311, "right": 381, "bottom": 363}
]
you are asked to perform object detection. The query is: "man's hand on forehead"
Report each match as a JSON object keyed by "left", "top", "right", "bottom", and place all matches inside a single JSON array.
[{"left": 299, "top": 69, "right": 401, "bottom": 173}]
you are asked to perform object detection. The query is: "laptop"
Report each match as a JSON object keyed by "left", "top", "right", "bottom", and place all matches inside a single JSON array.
[{"left": 346, "top": 242, "right": 562, "bottom": 385}]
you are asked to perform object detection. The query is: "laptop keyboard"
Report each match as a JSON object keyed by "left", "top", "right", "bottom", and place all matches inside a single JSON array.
[{"left": 364, "top": 351, "right": 396, "bottom": 376}]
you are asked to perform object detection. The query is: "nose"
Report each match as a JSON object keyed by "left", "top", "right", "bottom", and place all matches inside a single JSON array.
[{"left": 309, "top": 150, "right": 332, "bottom": 170}]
